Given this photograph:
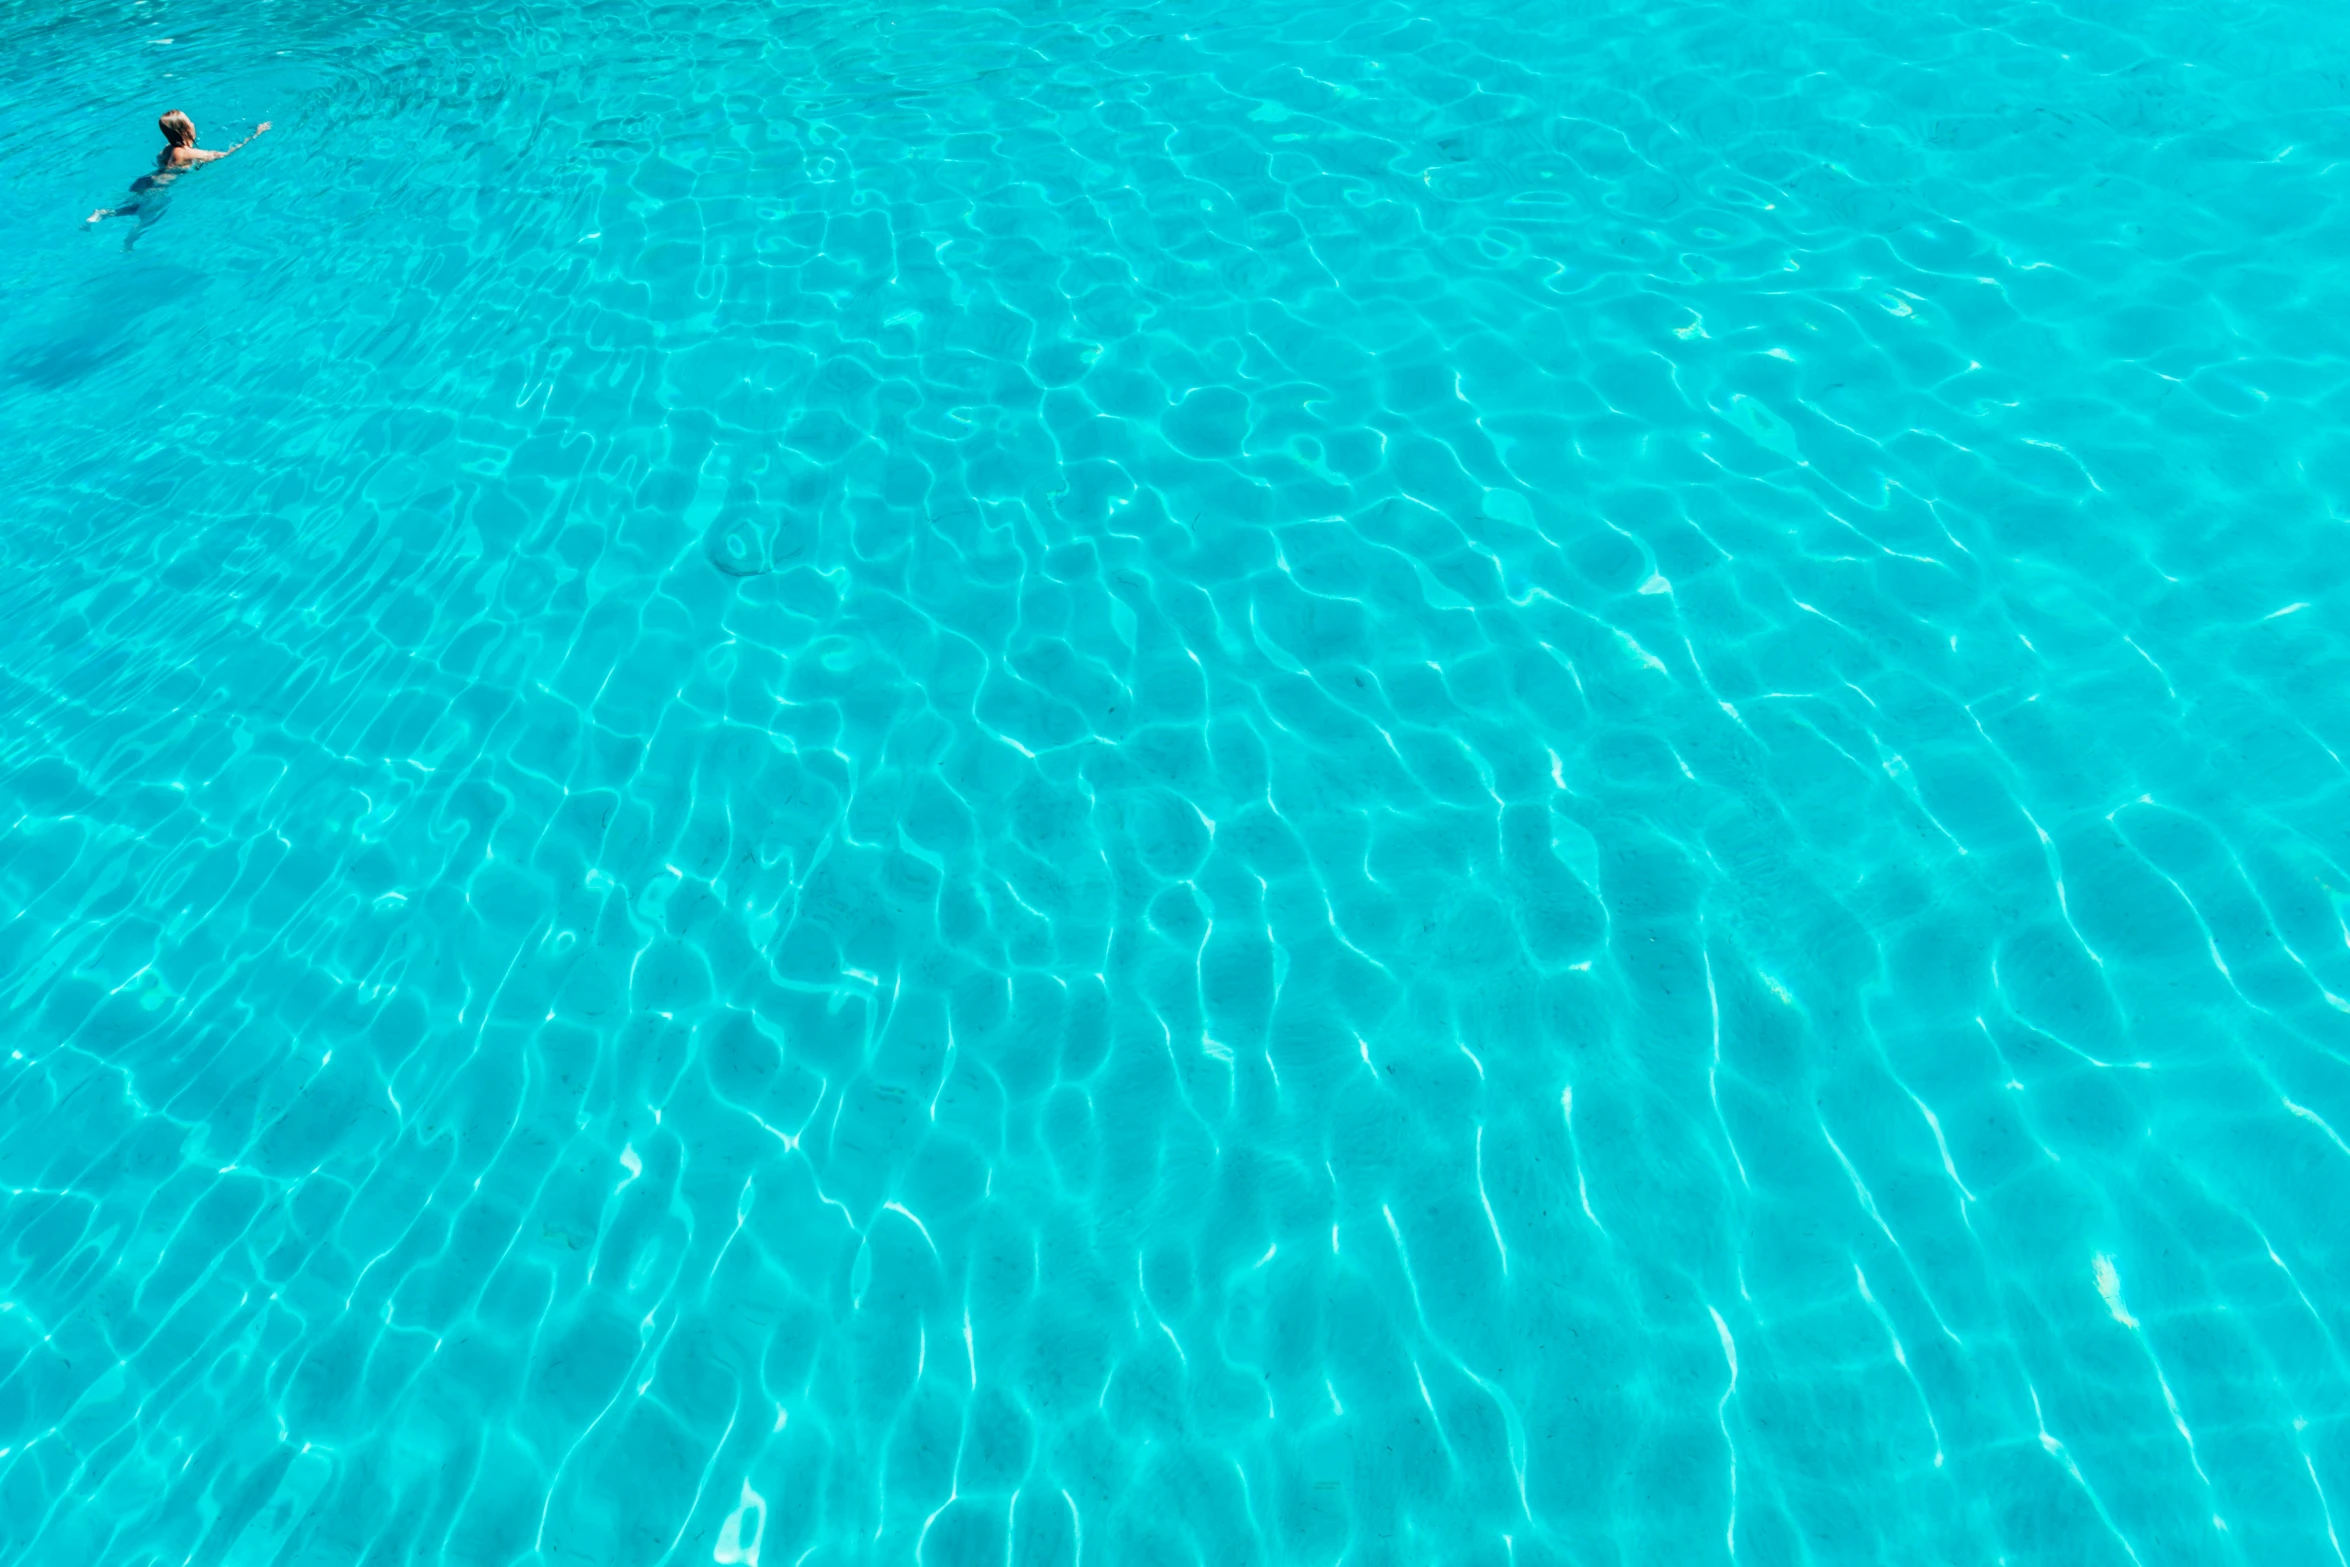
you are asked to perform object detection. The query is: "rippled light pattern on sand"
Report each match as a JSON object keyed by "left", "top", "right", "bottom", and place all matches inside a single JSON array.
[{"left": 6, "top": 0, "right": 2350, "bottom": 1561}]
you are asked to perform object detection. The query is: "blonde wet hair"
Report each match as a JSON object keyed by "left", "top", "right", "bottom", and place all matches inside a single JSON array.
[{"left": 159, "top": 110, "right": 195, "bottom": 146}]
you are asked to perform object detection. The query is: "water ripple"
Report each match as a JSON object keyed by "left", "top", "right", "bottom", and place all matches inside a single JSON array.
[{"left": 4, "top": 0, "right": 2350, "bottom": 1562}]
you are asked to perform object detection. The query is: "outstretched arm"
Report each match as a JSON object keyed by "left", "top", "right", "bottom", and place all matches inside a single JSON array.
[{"left": 198, "top": 122, "right": 273, "bottom": 162}]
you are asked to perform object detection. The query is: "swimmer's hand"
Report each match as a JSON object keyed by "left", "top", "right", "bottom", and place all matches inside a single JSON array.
[{"left": 224, "top": 122, "right": 272, "bottom": 154}]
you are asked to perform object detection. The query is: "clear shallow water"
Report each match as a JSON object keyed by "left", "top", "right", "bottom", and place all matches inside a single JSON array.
[{"left": 4, "top": 0, "right": 2350, "bottom": 1560}]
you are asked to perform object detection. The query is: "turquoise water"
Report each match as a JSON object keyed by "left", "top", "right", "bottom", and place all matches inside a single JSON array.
[{"left": 5, "top": 0, "right": 2350, "bottom": 1559}]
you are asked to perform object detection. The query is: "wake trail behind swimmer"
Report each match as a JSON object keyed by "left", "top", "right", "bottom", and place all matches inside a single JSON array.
[{"left": 87, "top": 109, "right": 270, "bottom": 248}]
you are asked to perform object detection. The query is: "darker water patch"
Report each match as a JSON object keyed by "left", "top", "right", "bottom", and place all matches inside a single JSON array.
[{"left": 5, "top": 261, "right": 203, "bottom": 390}]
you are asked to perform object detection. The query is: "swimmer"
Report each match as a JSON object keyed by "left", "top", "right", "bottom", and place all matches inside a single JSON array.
[{"left": 86, "top": 110, "right": 270, "bottom": 241}]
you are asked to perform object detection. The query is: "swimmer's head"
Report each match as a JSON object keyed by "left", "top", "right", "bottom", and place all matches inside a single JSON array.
[{"left": 159, "top": 110, "right": 196, "bottom": 147}]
